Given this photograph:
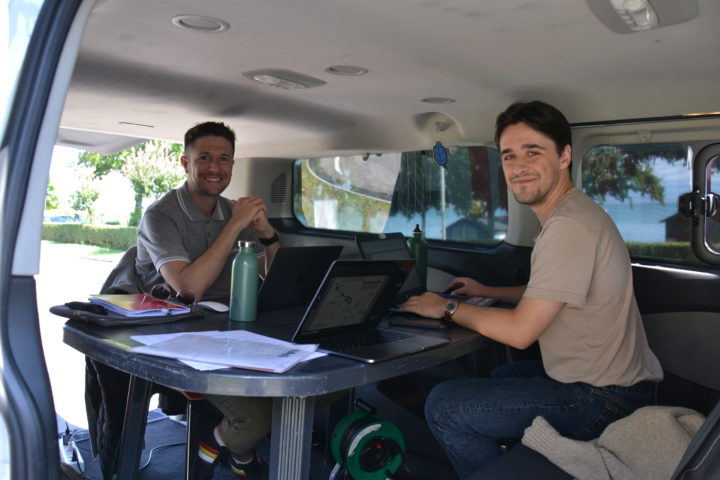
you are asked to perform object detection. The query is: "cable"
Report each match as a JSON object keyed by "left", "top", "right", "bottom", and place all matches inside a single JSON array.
[
  {"left": 138, "top": 441, "right": 186, "bottom": 470},
  {"left": 59, "top": 423, "right": 85, "bottom": 474}
]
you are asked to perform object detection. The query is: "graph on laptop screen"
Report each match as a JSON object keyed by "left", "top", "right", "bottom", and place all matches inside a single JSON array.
[{"left": 303, "top": 274, "right": 388, "bottom": 330}]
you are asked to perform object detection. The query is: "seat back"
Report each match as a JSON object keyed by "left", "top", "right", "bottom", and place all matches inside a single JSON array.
[
  {"left": 672, "top": 399, "right": 720, "bottom": 479},
  {"left": 643, "top": 312, "right": 720, "bottom": 479},
  {"left": 100, "top": 245, "right": 144, "bottom": 294},
  {"left": 643, "top": 312, "right": 720, "bottom": 414}
]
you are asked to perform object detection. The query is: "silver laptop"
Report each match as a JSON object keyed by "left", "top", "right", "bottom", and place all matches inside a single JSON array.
[{"left": 291, "top": 259, "right": 450, "bottom": 363}]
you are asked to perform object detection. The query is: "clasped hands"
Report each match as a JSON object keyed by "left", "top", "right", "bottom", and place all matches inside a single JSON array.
[{"left": 231, "top": 195, "right": 275, "bottom": 238}]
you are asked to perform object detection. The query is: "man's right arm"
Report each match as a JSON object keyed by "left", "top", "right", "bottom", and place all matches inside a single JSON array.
[
  {"left": 159, "top": 197, "right": 264, "bottom": 300},
  {"left": 448, "top": 277, "right": 526, "bottom": 304}
]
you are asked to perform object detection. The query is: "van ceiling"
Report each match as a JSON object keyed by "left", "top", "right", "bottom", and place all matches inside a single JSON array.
[{"left": 58, "top": 0, "right": 720, "bottom": 157}]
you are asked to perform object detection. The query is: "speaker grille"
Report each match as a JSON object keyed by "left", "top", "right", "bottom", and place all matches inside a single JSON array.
[{"left": 270, "top": 173, "right": 288, "bottom": 204}]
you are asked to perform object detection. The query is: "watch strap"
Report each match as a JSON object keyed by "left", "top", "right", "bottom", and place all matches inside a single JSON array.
[{"left": 258, "top": 231, "right": 279, "bottom": 246}]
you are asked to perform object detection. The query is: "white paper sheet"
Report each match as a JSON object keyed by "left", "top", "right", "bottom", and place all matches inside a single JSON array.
[{"left": 130, "top": 330, "right": 324, "bottom": 372}]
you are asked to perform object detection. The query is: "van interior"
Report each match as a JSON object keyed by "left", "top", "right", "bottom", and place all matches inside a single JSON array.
[{"left": 3, "top": 0, "right": 720, "bottom": 479}]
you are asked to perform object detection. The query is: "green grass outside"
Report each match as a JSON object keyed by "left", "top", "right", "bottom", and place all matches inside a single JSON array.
[{"left": 41, "top": 240, "right": 125, "bottom": 262}]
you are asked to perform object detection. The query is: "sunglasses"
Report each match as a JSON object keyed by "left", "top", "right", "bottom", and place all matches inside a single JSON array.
[{"left": 150, "top": 283, "right": 196, "bottom": 306}]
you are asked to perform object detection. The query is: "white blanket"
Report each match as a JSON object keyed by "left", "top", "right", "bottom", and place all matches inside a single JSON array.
[{"left": 522, "top": 406, "right": 705, "bottom": 480}]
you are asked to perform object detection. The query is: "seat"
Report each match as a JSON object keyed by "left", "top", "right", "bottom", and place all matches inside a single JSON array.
[
  {"left": 671, "top": 398, "right": 720, "bottom": 479},
  {"left": 99, "top": 245, "right": 144, "bottom": 294},
  {"left": 84, "top": 245, "right": 188, "bottom": 478},
  {"left": 467, "top": 311, "right": 720, "bottom": 479},
  {"left": 467, "top": 444, "right": 571, "bottom": 480}
]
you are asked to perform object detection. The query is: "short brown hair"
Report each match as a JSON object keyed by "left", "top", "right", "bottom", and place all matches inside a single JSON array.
[{"left": 184, "top": 122, "right": 236, "bottom": 154}]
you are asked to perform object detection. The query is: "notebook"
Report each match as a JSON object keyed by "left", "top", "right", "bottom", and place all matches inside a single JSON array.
[
  {"left": 257, "top": 245, "right": 343, "bottom": 312},
  {"left": 88, "top": 293, "right": 190, "bottom": 317},
  {"left": 355, "top": 232, "right": 496, "bottom": 307},
  {"left": 291, "top": 259, "right": 450, "bottom": 363}
]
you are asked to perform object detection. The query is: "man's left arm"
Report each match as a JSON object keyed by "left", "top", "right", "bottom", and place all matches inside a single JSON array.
[
  {"left": 400, "top": 293, "right": 564, "bottom": 350},
  {"left": 251, "top": 207, "right": 279, "bottom": 277}
]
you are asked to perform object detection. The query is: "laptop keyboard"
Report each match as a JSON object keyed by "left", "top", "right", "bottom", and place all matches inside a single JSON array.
[{"left": 321, "top": 328, "right": 411, "bottom": 352}]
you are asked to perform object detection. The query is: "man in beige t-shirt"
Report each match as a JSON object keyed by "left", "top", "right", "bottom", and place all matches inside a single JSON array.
[{"left": 401, "top": 100, "right": 662, "bottom": 479}]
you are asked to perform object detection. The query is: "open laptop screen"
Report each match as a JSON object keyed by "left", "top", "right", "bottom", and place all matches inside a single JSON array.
[
  {"left": 355, "top": 233, "right": 425, "bottom": 300},
  {"left": 355, "top": 233, "right": 412, "bottom": 260},
  {"left": 292, "top": 259, "right": 414, "bottom": 343},
  {"left": 299, "top": 274, "right": 388, "bottom": 332}
]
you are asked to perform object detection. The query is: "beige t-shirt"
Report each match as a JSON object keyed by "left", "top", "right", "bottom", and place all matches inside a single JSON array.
[{"left": 524, "top": 188, "right": 663, "bottom": 387}]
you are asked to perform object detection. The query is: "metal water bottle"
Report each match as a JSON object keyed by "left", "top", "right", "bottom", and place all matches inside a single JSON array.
[
  {"left": 408, "top": 224, "right": 428, "bottom": 286},
  {"left": 229, "top": 241, "right": 258, "bottom": 322}
]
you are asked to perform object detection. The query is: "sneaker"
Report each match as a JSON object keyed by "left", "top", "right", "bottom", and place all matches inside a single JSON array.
[{"left": 228, "top": 452, "right": 269, "bottom": 479}]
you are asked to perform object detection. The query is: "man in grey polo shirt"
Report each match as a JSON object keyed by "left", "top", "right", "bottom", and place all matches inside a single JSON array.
[
  {"left": 94, "top": 121, "right": 280, "bottom": 479},
  {"left": 135, "top": 121, "right": 279, "bottom": 301}
]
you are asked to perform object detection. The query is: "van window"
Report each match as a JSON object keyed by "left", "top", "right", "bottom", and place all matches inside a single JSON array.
[
  {"left": 293, "top": 146, "right": 507, "bottom": 245},
  {"left": 581, "top": 143, "right": 693, "bottom": 263},
  {"left": 705, "top": 155, "right": 720, "bottom": 254}
]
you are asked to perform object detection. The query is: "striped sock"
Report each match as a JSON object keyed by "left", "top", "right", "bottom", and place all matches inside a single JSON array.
[{"left": 197, "top": 426, "right": 224, "bottom": 464}]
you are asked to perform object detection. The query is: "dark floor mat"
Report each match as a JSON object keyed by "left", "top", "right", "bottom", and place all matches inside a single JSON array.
[
  {"left": 59, "top": 409, "right": 339, "bottom": 479},
  {"left": 64, "top": 410, "right": 262, "bottom": 479}
]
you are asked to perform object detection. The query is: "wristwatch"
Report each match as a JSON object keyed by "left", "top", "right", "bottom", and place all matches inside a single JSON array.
[
  {"left": 258, "top": 231, "right": 279, "bottom": 246},
  {"left": 444, "top": 300, "right": 459, "bottom": 321}
]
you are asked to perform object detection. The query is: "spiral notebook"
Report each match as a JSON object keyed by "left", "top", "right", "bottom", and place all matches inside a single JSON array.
[{"left": 89, "top": 293, "right": 190, "bottom": 317}]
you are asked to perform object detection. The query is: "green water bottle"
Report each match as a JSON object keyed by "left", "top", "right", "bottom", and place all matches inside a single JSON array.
[
  {"left": 408, "top": 224, "right": 428, "bottom": 286},
  {"left": 229, "top": 241, "right": 259, "bottom": 322}
]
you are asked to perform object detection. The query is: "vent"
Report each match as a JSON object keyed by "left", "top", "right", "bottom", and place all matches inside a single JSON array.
[{"left": 270, "top": 173, "right": 288, "bottom": 204}]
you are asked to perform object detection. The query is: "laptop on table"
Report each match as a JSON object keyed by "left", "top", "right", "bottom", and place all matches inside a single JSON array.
[
  {"left": 291, "top": 259, "right": 450, "bottom": 363},
  {"left": 354, "top": 232, "right": 496, "bottom": 306},
  {"left": 257, "top": 245, "right": 343, "bottom": 312}
]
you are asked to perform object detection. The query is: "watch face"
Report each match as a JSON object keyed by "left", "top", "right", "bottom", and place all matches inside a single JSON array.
[{"left": 446, "top": 301, "right": 458, "bottom": 313}]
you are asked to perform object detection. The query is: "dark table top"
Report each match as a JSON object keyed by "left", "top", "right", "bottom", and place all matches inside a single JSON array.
[{"left": 63, "top": 308, "right": 489, "bottom": 398}]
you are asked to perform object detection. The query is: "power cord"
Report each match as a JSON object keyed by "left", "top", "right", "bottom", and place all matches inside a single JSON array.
[
  {"left": 138, "top": 441, "right": 185, "bottom": 470},
  {"left": 58, "top": 423, "right": 85, "bottom": 474}
]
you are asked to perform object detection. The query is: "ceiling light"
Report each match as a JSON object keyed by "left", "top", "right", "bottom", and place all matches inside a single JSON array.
[
  {"left": 421, "top": 97, "right": 456, "bottom": 104},
  {"left": 324, "top": 65, "right": 369, "bottom": 76},
  {"left": 682, "top": 112, "right": 720, "bottom": 118},
  {"left": 171, "top": 15, "right": 230, "bottom": 33},
  {"left": 610, "top": 0, "right": 657, "bottom": 31},
  {"left": 586, "top": 0, "right": 698, "bottom": 34},
  {"left": 241, "top": 69, "right": 326, "bottom": 90}
]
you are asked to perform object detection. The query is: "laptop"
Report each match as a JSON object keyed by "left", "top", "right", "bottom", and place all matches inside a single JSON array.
[
  {"left": 354, "top": 232, "right": 495, "bottom": 307},
  {"left": 257, "top": 245, "right": 343, "bottom": 312},
  {"left": 291, "top": 259, "right": 450, "bottom": 363}
]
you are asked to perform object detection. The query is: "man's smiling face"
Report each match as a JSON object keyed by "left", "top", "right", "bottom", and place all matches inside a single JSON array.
[
  {"left": 499, "top": 122, "right": 570, "bottom": 207},
  {"left": 182, "top": 135, "right": 235, "bottom": 198}
]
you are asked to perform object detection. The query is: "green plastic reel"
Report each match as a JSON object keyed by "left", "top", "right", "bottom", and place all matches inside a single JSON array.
[{"left": 331, "top": 410, "right": 405, "bottom": 480}]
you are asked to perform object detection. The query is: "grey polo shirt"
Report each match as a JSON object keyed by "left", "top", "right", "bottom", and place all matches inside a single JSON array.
[{"left": 135, "top": 182, "right": 259, "bottom": 301}]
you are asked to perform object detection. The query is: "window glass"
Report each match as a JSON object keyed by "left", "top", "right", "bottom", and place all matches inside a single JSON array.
[
  {"left": 581, "top": 143, "right": 693, "bottom": 263},
  {"left": 293, "top": 146, "right": 507, "bottom": 244},
  {"left": 705, "top": 155, "right": 720, "bottom": 253},
  {"left": 0, "top": 0, "right": 44, "bottom": 135}
]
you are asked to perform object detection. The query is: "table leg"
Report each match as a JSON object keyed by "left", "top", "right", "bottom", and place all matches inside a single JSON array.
[
  {"left": 270, "top": 396, "right": 316, "bottom": 480},
  {"left": 113, "top": 375, "right": 153, "bottom": 480}
]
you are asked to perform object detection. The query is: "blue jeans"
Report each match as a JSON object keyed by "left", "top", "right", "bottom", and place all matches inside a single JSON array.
[{"left": 424, "top": 360, "right": 657, "bottom": 479}]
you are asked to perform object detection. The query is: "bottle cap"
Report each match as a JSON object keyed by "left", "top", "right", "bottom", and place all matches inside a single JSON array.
[
  {"left": 238, "top": 240, "right": 255, "bottom": 248},
  {"left": 413, "top": 224, "right": 422, "bottom": 235}
]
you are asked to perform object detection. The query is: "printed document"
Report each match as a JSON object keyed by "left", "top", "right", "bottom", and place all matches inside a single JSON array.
[{"left": 130, "top": 330, "right": 323, "bottom": 372}]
